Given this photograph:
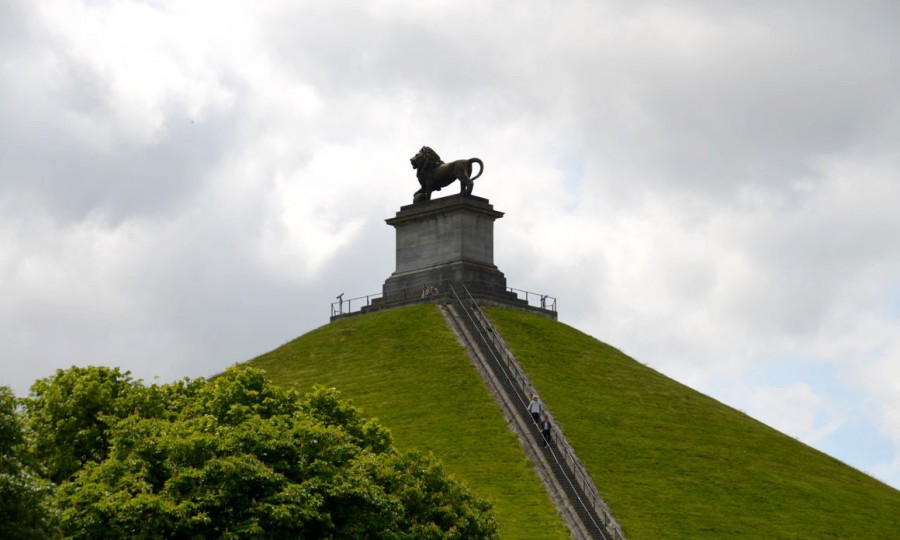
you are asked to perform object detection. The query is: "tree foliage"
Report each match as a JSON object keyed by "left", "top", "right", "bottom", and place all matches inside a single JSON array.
[
  {"left": 15, "top": 365, "right": 497, "bottom": 539},
  {"left": 0, "top": 386, "right": 55, "bottom": 539},
  {"left": 22, "top": 366, "right": 142, "bottom": 483}
]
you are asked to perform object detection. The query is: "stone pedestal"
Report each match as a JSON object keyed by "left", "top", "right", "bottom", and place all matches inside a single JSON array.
[{"left": 380, "top": 195, "right": 514, "bottom": 302}]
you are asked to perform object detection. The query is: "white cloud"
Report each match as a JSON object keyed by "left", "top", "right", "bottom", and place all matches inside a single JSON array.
[
  {"left": 1, "top": 0, "right": 899, "bottom": 490},
  {"left": 747, "top": 382, "right": 845, "bottom": 444}
]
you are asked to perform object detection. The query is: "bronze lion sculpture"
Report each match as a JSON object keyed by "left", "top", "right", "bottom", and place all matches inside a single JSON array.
[{"left": 410, "top": 146, "right": 484, "bottom": 203}]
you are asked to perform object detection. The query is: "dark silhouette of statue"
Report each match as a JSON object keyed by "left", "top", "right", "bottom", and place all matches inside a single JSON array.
[{"left": 410, "top": 146, "right": 484, "bottom": 203}]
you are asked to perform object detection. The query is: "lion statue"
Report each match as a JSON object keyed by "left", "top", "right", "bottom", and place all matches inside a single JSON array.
[{"left": 410, "top": 146, "right": 484, "bottom": 203}]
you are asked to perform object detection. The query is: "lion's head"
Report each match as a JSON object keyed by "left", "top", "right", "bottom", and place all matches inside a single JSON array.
[{"left": 410, "top": 146, "right": 444, "bottom": 179}]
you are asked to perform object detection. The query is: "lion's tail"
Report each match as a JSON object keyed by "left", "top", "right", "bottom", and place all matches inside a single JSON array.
[{"left": 468, "top": 158, "right": 484, "bottom": 181}]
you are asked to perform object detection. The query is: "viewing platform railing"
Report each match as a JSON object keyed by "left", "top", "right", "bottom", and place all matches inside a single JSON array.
[
  {"left": 507, "top": 286, "right": 557, "bottom": 311},
  {"left": 331, "top": 292, "right": 383, "bottom": 318},
  {"left": 330, "top": 281, "right": 556, "bottom": 319}
]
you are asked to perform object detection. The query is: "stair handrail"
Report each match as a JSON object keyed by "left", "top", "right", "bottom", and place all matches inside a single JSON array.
[{"left": 450, "top": 283, "right": 625, "bottom": 540}]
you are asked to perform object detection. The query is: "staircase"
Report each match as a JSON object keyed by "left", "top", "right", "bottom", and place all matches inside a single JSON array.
[{"left": 441, "top": 284, "right": 625, "bottom": 540}]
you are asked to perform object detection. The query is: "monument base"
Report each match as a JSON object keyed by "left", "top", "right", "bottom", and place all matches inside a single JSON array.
[
  {"left": 374, "top": 194, "right": 522, "bottom": 307},
  {"left": 381, "top": 260, "right": 516, "bottom": 303}
]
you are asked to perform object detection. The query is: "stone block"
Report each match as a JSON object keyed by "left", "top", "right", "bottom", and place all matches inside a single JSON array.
[{"left": 381, "top": 195, "right": 511, "bottom": 300}]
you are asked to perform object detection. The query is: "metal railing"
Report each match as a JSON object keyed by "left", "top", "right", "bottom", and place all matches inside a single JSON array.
[
  {"left": 507, "top": 286, "right": 557, "bottom": 312},
  {"left": 450, "top": 283, "right": 625, "bottom": 540},
  {"left": 331, "top": 292, "right": 383, "bottom": 317},
  {"left": 330, "top": 282, "right": 450, "bottom": 318},
  {"left": 332, "top": 282, "right": 556, "bottom": 318}
]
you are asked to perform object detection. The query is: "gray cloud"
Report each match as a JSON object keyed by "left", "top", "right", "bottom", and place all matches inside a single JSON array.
[{"left": 1, "top": 0, "right": 899, "bottom": 489}]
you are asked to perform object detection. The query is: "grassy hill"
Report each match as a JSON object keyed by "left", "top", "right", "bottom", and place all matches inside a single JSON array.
[
  {"left": 484, "top": 306, "right": 900, "bottom": 539},
  {"left": 249, "top": 303, "right": 900, "bottom": 539},
  {"left": 248, "top": 304, "right": 570, "bottom": 540}
]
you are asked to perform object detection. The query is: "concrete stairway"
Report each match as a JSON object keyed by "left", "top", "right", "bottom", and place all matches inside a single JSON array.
[{"left": 441, "top": 284, "right": 625, "bottom": 540}]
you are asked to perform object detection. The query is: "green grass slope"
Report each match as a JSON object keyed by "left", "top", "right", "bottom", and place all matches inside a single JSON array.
[
  {"left": 248, "top": 304, "right": 569, "bottom": 540},
  {"left": 484, "top": 306, "right": 900, "bottom": 539}
]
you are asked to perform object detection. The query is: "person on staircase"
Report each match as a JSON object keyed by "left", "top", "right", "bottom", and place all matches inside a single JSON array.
[
  {"left": 540, "top": 415, "right": 552, "bottom": 448},
  {"left": 527, "top": 395, "right": 544, "bottom": 426}
]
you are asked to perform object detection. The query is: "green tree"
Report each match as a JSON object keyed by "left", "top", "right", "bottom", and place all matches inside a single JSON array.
[
  {"left": 32, "top": 366, "right": 496, "bottom": 539},
  {"left": 0, "top": 386, "right": 56, "bottom": 539},
  {"left": 22, "top": 366, "right": 142, "bottom": 483}
]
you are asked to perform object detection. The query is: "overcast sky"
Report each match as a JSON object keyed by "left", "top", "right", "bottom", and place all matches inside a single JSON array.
[{"left": 2, "top": 0, "right": 899, "bottom": 490}]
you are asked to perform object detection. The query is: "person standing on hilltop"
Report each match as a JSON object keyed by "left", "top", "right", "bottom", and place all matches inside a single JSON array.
[{"left": 527, "top": 395, "right": 543, "bottom": 426}]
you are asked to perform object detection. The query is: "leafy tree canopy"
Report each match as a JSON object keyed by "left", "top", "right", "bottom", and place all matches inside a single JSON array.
[
  {"left": 1, "top": 386, "right": 55, "bottom": 540},
  {"left": 22, "top": 365, "right": 142, "bottom": 483},
  {"left": 18, "top": 365, "right": 497, "bottom": 539}
]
